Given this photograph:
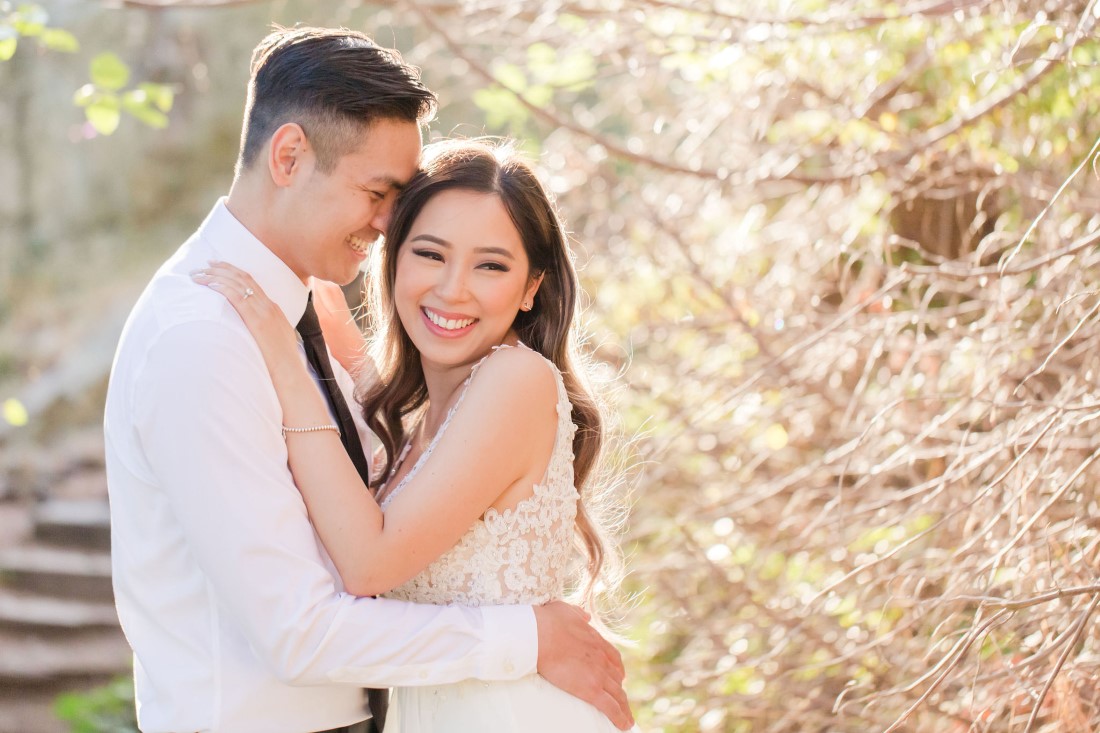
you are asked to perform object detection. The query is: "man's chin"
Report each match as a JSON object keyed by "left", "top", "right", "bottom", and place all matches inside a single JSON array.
[{"left": 324, "top": 266, "right": 363, "bottom": 288}]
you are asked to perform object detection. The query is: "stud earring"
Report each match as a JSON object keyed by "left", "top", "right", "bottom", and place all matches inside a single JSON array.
[{"left": 521, "top": 301, "right": 532, "bottom": 311}]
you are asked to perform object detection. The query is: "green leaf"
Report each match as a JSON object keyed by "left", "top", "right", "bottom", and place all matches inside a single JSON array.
[
  {"left": 15, "top": 4, "right": 48, "bottom": 25},
  {"left": 473, "top": 85, "right": 530, "bottom": 132},
  {"left": 493, "top": 62, "right": 527, "bottom": 93},
  {"left": 85, "top": 97, "right": 121, "bottom": 135},
  {"left": 139, "top": 82, "right": 174, "bottom": 112},
  {"left": 11, "top": 19, "right": 42, "bottom": 36},
  {"left": 39, "top": 27, "right": 77, "bottom": 52},
  {"left": 524, "top": 84, "right": 553, "bottom": 108},
  {"left": 527, "top": 42, "right": 556, "bottom": 71},
  {"left": 1051, "top": 87, "right": 1074, "bottom": 119},
  {"left": 0, "top": 36, "right": 15, "bottom": 61},
  {"left": 759, "top": 551, "right": 785, "bottom": 580},
  {"left": 547, "top": 50, "right": 596, "bottom": 91},
  {"left": 72, "top": 83, "right": 96, "bottom": 106},
  {"left": 53, "top": 677, "right": 137, "bottom": 732},
  {"left": 52, "top": 691, "right": 87, "bottom": 722},
  {"left": 122, "top": 91, "right": 169, "bottom": 128},
  {"left": 557, "top": 13, "right": 588, "bottom": 33},
  {"left": 11, "top": 4, "right": 45, "bottom": 37},
  {"left": 130, "top": 106, "right": 169, "bottom": 128},
  {"left": 90, "top": 52, "right": 130, "bottom": 91},
  {"left": 2, "top": 398, "right": 28, "bottom": 426}
]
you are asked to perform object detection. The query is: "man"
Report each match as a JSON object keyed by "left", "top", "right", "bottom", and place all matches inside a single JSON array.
[{"left": 104, "top": 26, "right": 632, "bottom": 733}]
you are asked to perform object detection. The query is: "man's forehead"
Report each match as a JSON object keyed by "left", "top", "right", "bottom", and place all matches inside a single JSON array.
[{"left": 341, "top": 121, "right": 420, "bottom": 183}]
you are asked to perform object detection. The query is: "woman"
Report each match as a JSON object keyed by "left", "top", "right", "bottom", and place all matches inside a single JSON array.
[{"left": 193, "top": 139, "right": 632, "bottom": 732}]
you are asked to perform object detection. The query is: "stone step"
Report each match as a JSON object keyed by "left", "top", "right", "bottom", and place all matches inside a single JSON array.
[
  {"left": 0, "top": 688, "right": 69, "bottom": 733},
  {"left": 0, "top": 628, "right": 130, "bottom": 684},
  {"left": 0, "top": 543, "right": 113, "bottom": 602},
  {"left": 33, "top": 499, "right": 111, "bottom": 551},
  {"left": 0, "top": 588, "right": 118, "bottom": 632}
]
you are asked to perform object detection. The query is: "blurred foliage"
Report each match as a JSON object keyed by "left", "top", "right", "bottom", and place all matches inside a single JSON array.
[
  {"left": 14, "top": 0, "right": 1100, "bottom": 730},
  {"left": 73, "top": 52, "right": 175, "bottom": 134},
  {"left": 0, "top": 1, "right": 77, "bottom": 59},
  {"left": 1, "top": 2, "right": 174, "bottom": 134},
  {"left": 2, "top": 396, "right": 28, "bottom": 426},
  {"left": 54, "top": 677, "right": 138, "bottom": 733},
  {"left": 421, "top": 0, "right": 1100, "bottom": 730}
]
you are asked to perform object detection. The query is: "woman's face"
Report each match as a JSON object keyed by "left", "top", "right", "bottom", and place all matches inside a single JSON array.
[{"left": 394, "top": 188, "right": 542, "bottom": 373}]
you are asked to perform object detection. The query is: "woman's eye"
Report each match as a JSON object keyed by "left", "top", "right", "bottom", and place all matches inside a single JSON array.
[
  {"left": 412, "top": 248, "right": 443, "bottom": 261},
  {"left": 479, "top": 262, "right": 509, "bottom": 272}
]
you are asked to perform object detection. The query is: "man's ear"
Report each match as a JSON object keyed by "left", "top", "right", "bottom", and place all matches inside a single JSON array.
[{"left": 267, "top": 123, "right": 310, "bottom": 187}]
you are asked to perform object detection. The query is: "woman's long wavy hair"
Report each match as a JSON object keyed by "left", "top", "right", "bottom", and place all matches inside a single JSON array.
[{"left": 360, "top": 139, "right": 615, "bottom": 602}]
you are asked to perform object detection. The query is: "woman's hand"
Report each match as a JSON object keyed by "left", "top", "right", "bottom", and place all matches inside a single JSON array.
[
  {"left": 191, "top": 262, "right": 301, "bottom": 385},
  {"left": 191, "top": 261, "right": 384, "bottom": 587},
  {"left": 312, "top": 279, "right": 369, "bottom": 379}
]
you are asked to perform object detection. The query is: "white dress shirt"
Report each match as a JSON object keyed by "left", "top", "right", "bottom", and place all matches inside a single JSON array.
[{"left": 104, "top": 199, "right": 537, "bottom": 733}]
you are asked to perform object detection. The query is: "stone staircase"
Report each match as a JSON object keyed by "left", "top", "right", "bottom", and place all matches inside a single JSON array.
[{"left": 0, "top": 499, "right": 130, "bottom": 733}]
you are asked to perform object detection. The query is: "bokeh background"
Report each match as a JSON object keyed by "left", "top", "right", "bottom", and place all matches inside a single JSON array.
[{"left": 2, "top": 0, "right": 1100, "bottom": 731}]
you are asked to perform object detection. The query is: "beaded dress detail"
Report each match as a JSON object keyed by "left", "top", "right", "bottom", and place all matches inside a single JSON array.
[{"left": 380, "top": 344, "right": 579, "bottom": 607}]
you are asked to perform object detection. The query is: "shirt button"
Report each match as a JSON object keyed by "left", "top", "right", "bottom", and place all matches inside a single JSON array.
[
  {"left": 419, "top": 670, "right": 429, "bottom": 679},
  {"left": 504, "top": 661, "right": 515, "bottom": 674}
]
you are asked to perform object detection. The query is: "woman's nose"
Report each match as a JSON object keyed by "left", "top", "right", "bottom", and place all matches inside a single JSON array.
[{"left": 434, "top": 264, "right": 469, "bottom": 301}]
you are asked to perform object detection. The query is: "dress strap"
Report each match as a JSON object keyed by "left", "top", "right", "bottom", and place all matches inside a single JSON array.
[{"left": 379, "top": 342, "right": 523, "bottom": 509}]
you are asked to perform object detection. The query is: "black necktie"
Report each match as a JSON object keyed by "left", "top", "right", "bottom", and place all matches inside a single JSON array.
[
  {"left": 295, "top": 293, "right": 374, "bottom": 484},
  {"left": 296, "top": 293, "right": 389, "bottom": 733}
]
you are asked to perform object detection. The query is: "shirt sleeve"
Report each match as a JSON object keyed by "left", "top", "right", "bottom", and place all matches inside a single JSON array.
[{"left": 132, "top": 318, "right": 537, "bottom": 686}]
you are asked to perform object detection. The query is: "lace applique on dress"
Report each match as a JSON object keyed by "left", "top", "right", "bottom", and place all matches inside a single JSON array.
[{"left": 380, "top": 344, "right": 580, "bottom": 606}]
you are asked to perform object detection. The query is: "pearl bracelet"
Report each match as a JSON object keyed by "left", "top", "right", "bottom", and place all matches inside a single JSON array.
[{"left": 281, "top": 424, "right": 340, "bottom": 438}]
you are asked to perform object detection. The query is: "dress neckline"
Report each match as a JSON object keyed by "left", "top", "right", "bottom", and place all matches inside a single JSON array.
[{"left": 380, "top": 342, "right": 528, "bottom": 508}]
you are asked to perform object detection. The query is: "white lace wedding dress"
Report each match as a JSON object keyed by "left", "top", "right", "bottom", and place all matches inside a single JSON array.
[{"left": 379, "top": 344, "right": 629, "bottom": 732}]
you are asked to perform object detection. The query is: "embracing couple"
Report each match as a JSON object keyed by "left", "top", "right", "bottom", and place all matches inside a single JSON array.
[{"left": 104, "top": 25, "right": 636, "bottom": 733}]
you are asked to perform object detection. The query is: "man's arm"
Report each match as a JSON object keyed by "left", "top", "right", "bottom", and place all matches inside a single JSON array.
[
  {"left": 137, "top": 315, "right": 634, "bottom": 729},
  {"left": 133, "top": 317, "right": 533, "bottom": 687}
]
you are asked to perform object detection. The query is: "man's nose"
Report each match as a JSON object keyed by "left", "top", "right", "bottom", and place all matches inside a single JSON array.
[{"left": 369, "top": 201, "right": 393, "bottom": 235}]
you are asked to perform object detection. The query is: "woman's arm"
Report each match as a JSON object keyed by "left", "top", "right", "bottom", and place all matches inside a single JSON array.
[
  {"left": 365, "top": 346, "right": 558, "bottom": 586},
  {"left": 193, "top": 262, "right": 557, "bottom": 596},
  {"left": 191, "top": 265, "right": 385, "bottom": 569}
]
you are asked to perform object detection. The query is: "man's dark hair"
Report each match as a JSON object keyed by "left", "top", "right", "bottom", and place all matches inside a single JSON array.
[{"left": 237, "top": 26, "right": 437, "bottom": 174}]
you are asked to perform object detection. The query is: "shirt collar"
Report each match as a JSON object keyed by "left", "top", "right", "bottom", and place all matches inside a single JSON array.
[{"left": 198, "top": 197, "right": 310, "bottom": 326}]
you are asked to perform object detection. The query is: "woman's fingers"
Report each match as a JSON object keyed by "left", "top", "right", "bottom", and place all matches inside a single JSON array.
[{"left": 191, "top": 262, "right": 269, "bottom": 310}]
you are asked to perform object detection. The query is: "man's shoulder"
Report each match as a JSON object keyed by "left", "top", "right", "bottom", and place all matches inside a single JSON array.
[{"left": 119, "top": 238, "right": 250, "bottom": 359}]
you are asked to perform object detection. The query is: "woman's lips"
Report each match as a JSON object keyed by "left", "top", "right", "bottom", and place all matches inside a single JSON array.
[{"left": 421, "top": 307, "right": 478, "bottom": 336}]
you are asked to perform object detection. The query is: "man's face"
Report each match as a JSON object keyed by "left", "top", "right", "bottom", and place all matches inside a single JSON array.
[{"left": 282, "top": 118, "right": 421, "bottom": 285}]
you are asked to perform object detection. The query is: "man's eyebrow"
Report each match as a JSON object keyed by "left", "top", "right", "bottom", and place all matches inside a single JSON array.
[
  {"left": 362, "top": 176, "right": 407, "bottom": 192},
  {"left": 409, "top": 234, "right": 515, "bottom": 259}
]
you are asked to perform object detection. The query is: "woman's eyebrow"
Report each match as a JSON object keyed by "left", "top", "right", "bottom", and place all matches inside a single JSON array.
[{"left": 409, "top": 235, "right": 516, "bottom": 259}]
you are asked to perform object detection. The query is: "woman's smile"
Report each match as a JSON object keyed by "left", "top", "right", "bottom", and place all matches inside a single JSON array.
[{"left": 421, "top": 306, "right": 479, "bottom": 337}]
